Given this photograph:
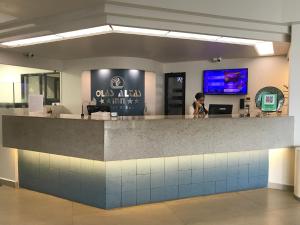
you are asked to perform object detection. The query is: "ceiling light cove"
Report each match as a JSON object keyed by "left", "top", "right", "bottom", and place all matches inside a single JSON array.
[
  {"left": 0, "top": 25, "right": 274, "bottom": 56},
  {"left": 1, "top": 35, "right": 63, "bottom": 47},
  {"left": 111, "top": 25, "right": 169, "bottom": 36},
  {"left": 0, "top": 25, "right": 113, "bottom": 47},
  {"left": 57, "top": 25, "right": 112, "bottom": 39},
  {"left": 217, "top": 37, "right": 260, "bottom": 46},
  {"left": 167, "top": 31, "right": 220, "bottom": 42}
]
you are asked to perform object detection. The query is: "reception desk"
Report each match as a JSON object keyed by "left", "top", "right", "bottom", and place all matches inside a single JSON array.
[{"left": 1, "top": 115, "right": 294, "bottom": 209}]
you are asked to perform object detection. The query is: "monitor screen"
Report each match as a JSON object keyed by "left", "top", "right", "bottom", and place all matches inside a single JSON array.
[
  {"left": 208, "top": 104, "right": 233, "bottom": 115},
  {"left": 203, "top": 68, "right": 248, "bottom": 95}
]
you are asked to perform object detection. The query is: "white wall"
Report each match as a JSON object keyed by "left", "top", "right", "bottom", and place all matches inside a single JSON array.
[
  {"left": 0, "top": 64, "right": 50, "bottom": 103},
  {"left": 289, "top": 24, "right": 300, "bottom": 146},
  {"left": 163, "top": 56, "right": 289, "bottom": 115},
  {"left": 145, "top": 72, "right": 164, "bottom": 115},
  {"left": 269, "top": 148, "right": 295, "bottom": 187},
  {"left": 0, "top": 50, "right": 62, "bottom": 71},
  {"left": 290, "top": 24, "right": 300, "bottom": 196},
  {"left": 60, "top": 69, "right": 83, "bottom": 114}
]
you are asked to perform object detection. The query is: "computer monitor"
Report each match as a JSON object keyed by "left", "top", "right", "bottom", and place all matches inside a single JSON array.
[
  {"left": 208, "top": 104, "right": 233, "bottom": 115},
  {"left": 87, "top": 105, "right": 111, "bottom": 115}
]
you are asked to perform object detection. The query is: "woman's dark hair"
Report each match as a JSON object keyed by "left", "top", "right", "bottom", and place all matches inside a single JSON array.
[{"left": 195, "top": 92, "right": 204, "bottom": 100}]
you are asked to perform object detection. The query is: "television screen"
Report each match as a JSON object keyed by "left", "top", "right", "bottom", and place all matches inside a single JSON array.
[{"left": 203, "top": 68, "right": 248, "bottom": 95}]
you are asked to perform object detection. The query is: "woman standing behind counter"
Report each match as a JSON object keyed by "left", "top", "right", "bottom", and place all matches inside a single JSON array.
[{"left": 193, "top": 92, "right": 208, "bottom": 116}]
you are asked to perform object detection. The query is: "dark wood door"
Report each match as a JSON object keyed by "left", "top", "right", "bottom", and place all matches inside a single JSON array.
[{"left": 165, "top": 73, "right": 186, "bottom": 115}]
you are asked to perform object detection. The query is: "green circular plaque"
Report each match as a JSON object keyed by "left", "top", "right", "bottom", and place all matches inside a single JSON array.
[{"left": 255, "top": 86, "right": 284, "bottom": 109}]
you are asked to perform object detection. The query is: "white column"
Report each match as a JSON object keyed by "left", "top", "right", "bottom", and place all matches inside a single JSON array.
[
  {"left": 294, "top": 148, "right": 300, "bottom": 198},
  {"left": 290, "top": 24, "right": 300, "bottom": 145},
  {"left": 290, "top": 24, "right": 300, "bottom": 198}
]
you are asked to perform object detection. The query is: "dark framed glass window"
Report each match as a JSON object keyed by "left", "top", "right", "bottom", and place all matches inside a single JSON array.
[{"left": 21, "top": 72, "right": 60, "bottom": 105}]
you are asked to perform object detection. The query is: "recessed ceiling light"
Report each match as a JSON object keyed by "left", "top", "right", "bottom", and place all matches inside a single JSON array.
[
  {"left": 111, "top": 25, "right": 169, "bottom": 36},
  {"left": 167, "top": 31, "right": 221, "bottom": 42},
  {"left": 255, "top": 42, "right": 274, "bottom": 56},
  {"left": 57, "top": 25, "right": 112, "bottom": 39}
]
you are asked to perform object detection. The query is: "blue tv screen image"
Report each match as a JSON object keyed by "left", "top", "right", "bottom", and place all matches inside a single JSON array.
[{"left": 203, "top": 68, "right": 248, "bottom": 95}]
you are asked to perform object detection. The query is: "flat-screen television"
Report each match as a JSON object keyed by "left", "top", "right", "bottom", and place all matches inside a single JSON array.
[{"left": 203, "top": 68, "right": 248, "bottom": 95}]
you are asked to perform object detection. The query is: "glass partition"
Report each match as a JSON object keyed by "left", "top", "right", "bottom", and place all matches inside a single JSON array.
[
  {"left": 21, "top": 72, "right": 60, "bottom": 105},
  {"left": 45, "top": 73, "right": 60, "bottom": 104},
  {"left": 0, "top": 72, "right": 61, "bottom": 108}
]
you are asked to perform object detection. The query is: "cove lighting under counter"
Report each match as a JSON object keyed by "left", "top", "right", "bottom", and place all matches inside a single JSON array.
[{"left": 1, "top": 114, "right": 294, "bottom": 209}]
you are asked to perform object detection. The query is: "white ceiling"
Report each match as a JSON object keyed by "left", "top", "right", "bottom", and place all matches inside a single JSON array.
[
  {"left": 0, "top": 0, "right": 107, "bottom": 42},
  {"left": 0, "top": 12, "right": 16, "bottom": 24},
  {"left": 0, "top": 0, "right": 290, "bottom": 62},
  {"left": 7, "top": 33, "right": 290, "bottom": 62},
  {"left": 0, "top": 0, "right": 106, "bottom": 21}
]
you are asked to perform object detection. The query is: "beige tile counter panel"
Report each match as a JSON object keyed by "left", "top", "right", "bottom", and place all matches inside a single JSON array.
[{"left": 2, "top": 115, "right": 294, "bottom": 161}]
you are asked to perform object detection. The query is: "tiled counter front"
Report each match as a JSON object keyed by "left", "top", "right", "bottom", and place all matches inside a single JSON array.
[
  {"left": 18, "top": 150, "right": 107, "bottom": 208},
  {"left": 18, "top": 149, "right": 268, "bottom": 209}
]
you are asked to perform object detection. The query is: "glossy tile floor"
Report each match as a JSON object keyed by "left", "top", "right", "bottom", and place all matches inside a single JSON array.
[{"left": 0, "top": 186, "right": 300, "bottom": 225}]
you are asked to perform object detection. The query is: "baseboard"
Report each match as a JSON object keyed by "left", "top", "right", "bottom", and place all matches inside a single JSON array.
[
  {"left": 268, "top": 182, "right": 294, "bottom": 192},
  {"left": 294, "top": 194, "right": 300, "bottom": 201},
  {"left": 0, "top": 177, "right": 19, "bottom": 188}
]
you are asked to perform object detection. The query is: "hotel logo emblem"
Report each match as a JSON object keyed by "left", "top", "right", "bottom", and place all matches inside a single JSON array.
[{"left": 111, "top": 76, "right": 125, "bottom": 89}]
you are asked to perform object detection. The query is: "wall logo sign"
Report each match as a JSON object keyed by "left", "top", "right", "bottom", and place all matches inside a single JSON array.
[
  {"left": 177, "top": 77, "right": 183, "bottom": 83},
  {"left": 91, "top": 69, "right": 145, "bottom": 116},
  {"left": 110, "top": 76, "right": 125, "bottom": 89}
]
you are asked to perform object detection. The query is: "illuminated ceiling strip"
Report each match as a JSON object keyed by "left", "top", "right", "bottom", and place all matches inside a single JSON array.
[
  {"left": 57, "top": 25, "right": 112, "bottom": 38},
  {"left": 1, "top": 25, "right": 112, "bottom": 47},
  {"left": 164, "top": 31, "right": 220, "bottom": 42},
  {"left": 0, "top": 30, "right": 52, "bottom": 43},
  {"left": 111, "top": 25, "right": 169, "bottom": 36},
  {"left": 1, "top": 35, "right": 63, "bottom": 47},
  {"left": 0, "top": 25, "right": 274, "bottom": 56}
]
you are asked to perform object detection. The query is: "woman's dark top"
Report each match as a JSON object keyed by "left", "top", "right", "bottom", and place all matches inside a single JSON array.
[{"left": 192, "top": 101, "right": 208, "bottom": 114}]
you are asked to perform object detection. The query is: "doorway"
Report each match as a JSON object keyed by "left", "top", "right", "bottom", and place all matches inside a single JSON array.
[{"left": 165, "top": 72, "right": 186, "bottom": 115}]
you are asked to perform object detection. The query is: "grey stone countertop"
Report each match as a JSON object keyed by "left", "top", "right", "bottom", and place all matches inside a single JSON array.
[
  {"left": 1, "top": 113, "right": 294, "bottom": 161},
  {"left": 4, "top": 113, "right": 291, "bottom": 121}
]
